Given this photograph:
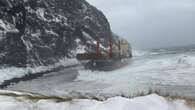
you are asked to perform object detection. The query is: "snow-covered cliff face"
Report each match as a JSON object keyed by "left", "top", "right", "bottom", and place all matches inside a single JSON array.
[{"left": 0, "top": 0, "right": 113, "bottom": 67}]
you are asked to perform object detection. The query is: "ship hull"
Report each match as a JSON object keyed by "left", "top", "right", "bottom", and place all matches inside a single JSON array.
[{"left": 82, "top": 58, "right": 130, "bottom": 71}]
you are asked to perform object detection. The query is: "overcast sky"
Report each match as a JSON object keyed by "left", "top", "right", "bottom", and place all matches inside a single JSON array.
[{"left": 87, "top": 0, "right": 195, "bottom": 49}]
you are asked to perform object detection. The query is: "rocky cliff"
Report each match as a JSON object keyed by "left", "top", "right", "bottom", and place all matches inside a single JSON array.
[{"left": 0, "top": 0, "right": 114, "bottom": 67}]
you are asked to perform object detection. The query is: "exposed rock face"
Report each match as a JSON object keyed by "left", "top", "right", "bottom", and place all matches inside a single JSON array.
[{"left": 0, "top": 0, "right": 113, "bottom": 67}]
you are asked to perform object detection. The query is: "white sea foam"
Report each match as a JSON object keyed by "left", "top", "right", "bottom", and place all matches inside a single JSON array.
[
  {"left": 132, "top": 49, "right": 150, "bottom": 57},
  {"left": 0, "top": 58, "right": 79, "bottom": 84},
  {"left": 78, "top": 54, "right": 195, "bottom": 83},
  {"left": 76, "top": 52, "right": 195, "bottom": 97}
]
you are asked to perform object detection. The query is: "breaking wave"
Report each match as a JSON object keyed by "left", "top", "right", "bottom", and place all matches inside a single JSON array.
[
  {"left": 132, "top": 49, "right": 176, "bottom": 57},
  {"left": 77, "top": 52, "right": 195, "bottom": 100},
  {"left": 132, "top": 50, "right": 150, "bottom": 57},
  {"left": 0, "top": 59, "right": 78, "bottom": 85}
]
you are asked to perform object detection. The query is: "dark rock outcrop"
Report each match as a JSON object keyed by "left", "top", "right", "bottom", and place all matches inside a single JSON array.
[{"left": 0, "top": 0, "right": 114, "bottom": 67}]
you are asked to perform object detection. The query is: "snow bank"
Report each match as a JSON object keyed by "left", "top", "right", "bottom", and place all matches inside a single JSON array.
[
  {"left": 0, "top": 58, "right": 79, "bottom": 84},
  {"left": 0, "top": 90, "right": 192, "bottom": 110},
  {"left": 32, "top": 95, "right": 193, "bottom": 110}
]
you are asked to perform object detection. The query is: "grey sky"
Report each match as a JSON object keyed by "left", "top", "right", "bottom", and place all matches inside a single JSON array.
[{"left": 87, "top": 0, "right": 195, "bottom": 49}]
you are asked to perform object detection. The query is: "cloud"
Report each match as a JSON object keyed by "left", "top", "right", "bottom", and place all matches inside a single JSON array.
[{"left": 87, "top": 0, "right": 195, "bottom": 49}]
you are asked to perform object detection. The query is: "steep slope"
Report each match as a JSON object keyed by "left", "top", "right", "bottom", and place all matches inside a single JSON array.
[{"left": 0, "top": 0, "right": 113, "bottom": 67}]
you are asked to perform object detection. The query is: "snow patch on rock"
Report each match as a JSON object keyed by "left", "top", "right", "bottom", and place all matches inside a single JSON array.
[{"left": 0, "top": 19, "right": 18, "bottom": 33}]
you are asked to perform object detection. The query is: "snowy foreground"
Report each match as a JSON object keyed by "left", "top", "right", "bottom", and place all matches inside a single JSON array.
[{"left": 0, "top": 90, "right": 193, "bottom": 110}]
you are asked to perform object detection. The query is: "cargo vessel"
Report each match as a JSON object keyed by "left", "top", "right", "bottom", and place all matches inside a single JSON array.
[{"left": 76, "top": 38, "right": 132, "bottom": 71}]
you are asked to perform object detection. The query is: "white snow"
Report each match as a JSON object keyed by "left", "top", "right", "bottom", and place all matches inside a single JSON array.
[
  {"left": 82, "top": 31, "right": 107, "bottom": 51},
  {"left": 82, "top": 31, "right": 92, "bottom": 40},
  {"left": 35, "top": 8, "right": 69, "bottom": 25},
  {"left": 36, "top": 8, "right": 47, "bottom": 21},
  {"left": 82, "top": 4, "right": 88, "bottom": 13},
  {"left": 21, "top": 36, "right": 33, "bottom": 52},
  {"left": 92, "top": 40, "right": 107, "bottom": 50},
  {"left": 53, "top": 14, "right": 68, "bottom": 25},
  {"left": 0, "top": 19, "right": 7, "bottom": 30},
  {"left": 0, "top": 19, "right": 18, "bottom": 33},
  {"left": 31, "top": 32, "right": 41, "bottom": 38},
  {"left": 0, "top": 58, "right": 79, "bottom": 84},
  {"left": 76, "top": 45, "right": 86, "bottom": 54},
  {"left": 73, "top": 38, "right": 86, "bottom": 54},
  {"left": 0, "top": 90, "right": 192, "bottom": 110},
  {"left": 0, "top": 52, "right": 6, "bottom": 58},
  {"left": 45, "top": 29, "right": 59, "bottom": 36},
  {"left": 84, "top": 16, "right": 92, "bottom": 20}
]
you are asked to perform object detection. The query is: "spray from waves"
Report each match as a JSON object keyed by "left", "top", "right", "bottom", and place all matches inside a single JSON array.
[
  {"left": 0, "top": 58, "right": 79, "bottom": 87},
  {"left": 132, "top": 48, "right": 195, "bottom": 57},
  {"left": 78, "top": 54, "right": 195, "bottom": 83},
  {"left": 132, "top": 49, "right": 172, "bottom": 57},
  {"left": 141, "top": 54, "right": 195, "bottom": 69},
  {"left": 77, "top": 53, "right": 195, "bottom": 101},
  {"left": 132, "top": 50, "right": 148, "bottom": 57}
]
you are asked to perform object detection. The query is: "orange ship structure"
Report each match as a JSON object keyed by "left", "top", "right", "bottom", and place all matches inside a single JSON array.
[{"left": 76, "top": 37, "right": 132, "bottom": 71}]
